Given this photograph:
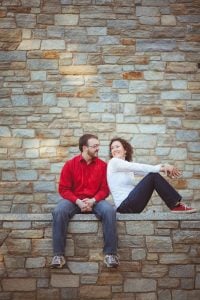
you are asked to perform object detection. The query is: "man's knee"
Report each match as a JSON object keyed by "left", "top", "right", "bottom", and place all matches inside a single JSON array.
[
  {"left": 97, "top": 201, "right": 116, "bottom": 216},
  {"left": 53, "top": 200, "right": 71, "bottom": 216}
]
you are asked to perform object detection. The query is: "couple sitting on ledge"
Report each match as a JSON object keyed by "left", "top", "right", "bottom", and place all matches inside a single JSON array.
[{"left": 51, "top": 134, "right": 197, "bottom": 269}]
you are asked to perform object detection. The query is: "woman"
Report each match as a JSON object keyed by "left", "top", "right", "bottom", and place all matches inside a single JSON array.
[{"left": 107, "top": 137, "right": 197, "bottom": 214}]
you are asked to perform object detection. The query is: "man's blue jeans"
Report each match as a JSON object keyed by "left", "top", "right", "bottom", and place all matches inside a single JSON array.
[
  {"left": 117, "top": 173, "right": 182, "bottom": 213},
  {"left": 52, "top": 200, "right": 117, "bottom": 256}
]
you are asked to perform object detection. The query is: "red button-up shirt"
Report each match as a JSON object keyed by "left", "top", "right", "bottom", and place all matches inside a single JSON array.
[{"left": 58, "top": 154, "right": 109, "bottom": 203}]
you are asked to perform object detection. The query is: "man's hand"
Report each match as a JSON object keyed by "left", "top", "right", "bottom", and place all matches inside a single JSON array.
[
  {"left": 82, "top": 198, "right": 96, "bottom": 212},
  {"left": 75, "top": 199, "right": 89, "bottom": 212},
  {"left": 76, "top": 198, "right": 96, "bottom": 212}
]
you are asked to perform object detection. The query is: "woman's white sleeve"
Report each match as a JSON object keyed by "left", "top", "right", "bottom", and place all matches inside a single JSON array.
[{"left": 111, "top": 158, "right": 161, "bottom": 175}]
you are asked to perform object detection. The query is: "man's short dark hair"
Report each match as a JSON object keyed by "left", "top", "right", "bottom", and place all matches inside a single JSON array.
[{"left": 79, "top": 134, "right": 98, "bottom": 152}]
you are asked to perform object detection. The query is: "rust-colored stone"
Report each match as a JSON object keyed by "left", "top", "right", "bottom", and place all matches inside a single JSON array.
[
  {"left": 8, "top": 7, "right": 31, "bottom": 13},
  {"left": 169, "top": 179, "right": 187, "bottom": 189},
  {"left": 123, "top": 71, "right": 144, "bottom": 80},
  {"left": 170, "top": 4, "right": 187, "bottom": 15},
  {"left": 186, "top": 35, "right": 200, "bottom": 42},
  {"left": 121, "top": 38, "right": 136, "bottom": 45},
  {"left": 137, "top": 106, "right": 162, "bottom": 116},
  {"left": 97, "top": 272, "right": 123, "bottom": 285},
  {"left": 0, "top": 9, "right": 6, "bottom": 18},
  {"left": 42, "top": 51, "right": 60, "bottom": 59}
]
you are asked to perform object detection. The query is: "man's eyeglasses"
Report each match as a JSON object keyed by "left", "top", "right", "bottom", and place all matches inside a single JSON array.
[{"left": 87, "top": 144, "right": 100, "bottom": 149}]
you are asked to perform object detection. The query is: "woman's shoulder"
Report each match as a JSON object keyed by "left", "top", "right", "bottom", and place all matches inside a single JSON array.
[{"left": 108, "top": 157, "right": 120, "bottom": 164}]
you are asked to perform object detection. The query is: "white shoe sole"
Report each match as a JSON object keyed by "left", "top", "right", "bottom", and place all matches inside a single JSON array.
[{"left": 171, "top": 209, "right": 197, "bottom": 213}]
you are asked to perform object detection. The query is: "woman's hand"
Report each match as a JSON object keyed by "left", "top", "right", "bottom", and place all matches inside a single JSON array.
[{"left": 160, "top": 164, "right": 181, "bottom": 178}]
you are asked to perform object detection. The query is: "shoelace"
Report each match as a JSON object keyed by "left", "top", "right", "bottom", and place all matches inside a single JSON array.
[
  {"left": 54, "top": 255, "right": 62, "bottom": 262},
  {"left": 109, "top": 255, "right": 119, "bottom": 263},
  {"left": 179, "top": 203, "right": 190, "bottom": 210}
]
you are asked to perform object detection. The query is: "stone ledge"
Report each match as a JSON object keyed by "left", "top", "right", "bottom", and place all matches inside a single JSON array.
[{"left": 0, "top": 212, "right": 200, "bottom": 221}]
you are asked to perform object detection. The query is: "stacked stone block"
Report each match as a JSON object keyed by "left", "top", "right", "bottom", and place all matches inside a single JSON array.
[
  {"left": 0, "top": 3, "right": 199, "bottom": 209},
  {"left": 0, "top": 213, "right": 200, "bottom": 299}
]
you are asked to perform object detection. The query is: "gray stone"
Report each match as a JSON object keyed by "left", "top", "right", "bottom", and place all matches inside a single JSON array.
[
  {"left": 176, "top": 130, "right": 199, "bottom": 141},
  {"left": 67, "top": 261, "right": 98, "bottom": 274},
  {"left": 137, "top": 39, "right": 176, "bottom": 52},
  {"left": 41, "top": 40, "right": 65, "bottom": 50},
  {"left": 0, "top": 51, "right": 26, "bottom": 61},
  {"left": 16, "top": 14, "right": 36, "bottom": 28},
  {"left": 169, "top": 265, "right": 195, "bottom": 278},
  {"left": 146, "top": 236, "right": 173, "bottom": 252},
  {"left": 26, "top": 257, "right": 46, "bottom": 268},
  {"left": 126, "top": 221, "right": 154, "bottom": 235},
  {"left": 27, "top": 59, "right": 58, "bottom": 70},
  {"left": 173, "top": 230, "right": 200, "bottom": 244},
  {"left": 68, "top": 221, "right": 98, "bottom": 233},
  {"left": 16, "top": 170, "right": 37, "bottom": 181},
  {"left": 55, "top": 14, "right": 79, "bottom": 26},
  {"left": 33, "top": 181, "right": 55, "bottom": 192},
  {"left": 124, "top": 278, "right": 156, "bottom": 292}
]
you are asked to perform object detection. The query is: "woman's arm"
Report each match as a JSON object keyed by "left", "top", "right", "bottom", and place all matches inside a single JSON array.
[{"left": 160, "top": 164, "right": 181, "bottom": 178}]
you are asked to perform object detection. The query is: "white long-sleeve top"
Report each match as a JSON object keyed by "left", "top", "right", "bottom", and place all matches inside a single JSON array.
[{"left": 107, "top": 157, "right": 161, "bottom": 208}]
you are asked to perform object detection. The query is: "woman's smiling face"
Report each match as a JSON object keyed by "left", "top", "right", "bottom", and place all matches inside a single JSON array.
[{"left": 110, "top": 140, "right": 126, "bottom": 160}]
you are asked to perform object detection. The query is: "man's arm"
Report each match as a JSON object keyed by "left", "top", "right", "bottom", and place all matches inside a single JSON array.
[
  {"left": 93, "top": 162, "right": 109, "bottom": 201},
  {"left": 58, "top": 161, "right": 77, "bottom": 203}
]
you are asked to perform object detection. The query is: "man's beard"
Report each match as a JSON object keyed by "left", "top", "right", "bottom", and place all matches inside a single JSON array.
[{"left": 87, "top": 149, "right": 98, "bottom": 158}]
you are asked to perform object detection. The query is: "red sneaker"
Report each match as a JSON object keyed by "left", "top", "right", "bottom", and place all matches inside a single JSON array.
[{"left": 171, "top": 203, "right": 197, "bottom": 213}]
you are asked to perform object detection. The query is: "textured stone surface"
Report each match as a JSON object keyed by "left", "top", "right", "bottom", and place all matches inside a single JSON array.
[
  {"left": 0, "top": 214, "right": 200, "bottom": 299},
  {"left": 0, "top": 0, "right": 199, "bottom": 281}
]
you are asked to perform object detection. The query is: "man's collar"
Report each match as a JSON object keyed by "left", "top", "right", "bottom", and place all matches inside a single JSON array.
[{"left": 79, "top": 154, "right": 96, "bottom": 164}]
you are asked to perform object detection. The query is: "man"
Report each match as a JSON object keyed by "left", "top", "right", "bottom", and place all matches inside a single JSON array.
[{"left": 51, "top": 134, "right": 119, "bottom": 268}]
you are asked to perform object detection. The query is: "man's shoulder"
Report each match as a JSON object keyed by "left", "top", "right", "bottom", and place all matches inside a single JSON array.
[
  {"left": 96, "top": 157, "right": 107, "bottom": 166},
  {"left": 63, "top": 154, "right": 81, "bottom": 165}
]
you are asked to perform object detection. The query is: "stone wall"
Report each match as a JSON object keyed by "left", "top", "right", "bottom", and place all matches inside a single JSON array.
[
  {"left": 0, "top": 213, "right": 200, "bottom": 300},
  {"left": 0, "top": 0, "right": 199, "bottom": 213}
]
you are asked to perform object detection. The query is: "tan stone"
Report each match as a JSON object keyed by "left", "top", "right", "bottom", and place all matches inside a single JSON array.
[
  {"left": 102, "top": 45, "right": 135, "bottom": 56},
  {"left": 188, "top": 82, "right": 200, "bottom": 90},
  {"left": 51, "top": 274, "right": 79, "bottom": 288},
  {"left": 161, "top": 15, "right": 176, "bottom": 26},
  {"left": 166, "top": 62, "right": 197, "bottom": 73},
  {"left": 118, "top": 55, "right": 149, "bottom": 64},
  {"left": 0, "top": 29, "right": 21, "bottom": 42},
  {"left": 59, "top": 66, "right": 97, "bottom": 75},
  {"left": 142, "top": 265, "right": 168, "bottom": 277},
  {"left": 75, "top": 87, "right": 97, "bottom": 98},
  {"left": 80, "top": 285, "right": 111, "bottom": 298},
  {"left": 163, "top": 101, "right": 186, "bottom": 116},
  {"left": 60, "top": 136, "right": 78, "bottom": 146},
  {"left": 9, "top": 229, "right": 43, "bottom": 239},
  {"left": 17, "top": 40, "right": 41, "bottom": 50},
  {"left": 0, "top": 182, "right": 32, "bottom": 194},
  {"left": 2, "top": 278, "right": 36, "bottom": 291},
  {"left": 97, "top": 272, "right": 123, "bottom": 285},
  {"left": 6, "top": 238, "right": 31, "bottom": 255},
  {"left": 0, "top": 42, "right": 19, "bottom": 50}
]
